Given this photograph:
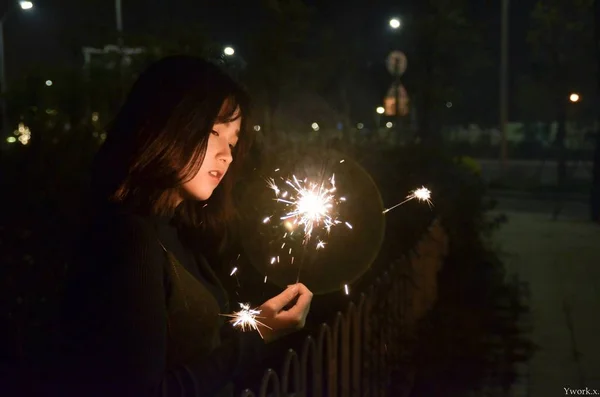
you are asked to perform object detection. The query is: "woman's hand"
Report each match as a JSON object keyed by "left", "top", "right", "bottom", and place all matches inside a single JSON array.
[{"left": 257, "top": 283, "right": 313, "bottom": 343}]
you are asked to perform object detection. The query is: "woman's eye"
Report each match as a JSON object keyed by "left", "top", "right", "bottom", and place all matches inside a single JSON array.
[{"left": 211, "top": 130, "right": 219, "bottom": 136}]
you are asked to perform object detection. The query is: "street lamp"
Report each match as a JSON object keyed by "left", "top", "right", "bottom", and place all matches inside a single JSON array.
[
  {"left": 376, "top": 106, "right": 385, "bottom": 114},
  {"left": 223, "top": 46, "right": 235, "bottom": 56},
  {"left": 569, "top": 93, "right": 580, "bottom": 103},
  {"left": 1, "top": 1, "right": 34, "bottom": 137},
  {"left": 389, "top": 18, "right": 401, "bottom": 29}
]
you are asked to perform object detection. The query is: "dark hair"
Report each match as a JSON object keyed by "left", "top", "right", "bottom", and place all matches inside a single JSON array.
[{"left": 91, "top": 55, "right": 253, "bottom": 241}]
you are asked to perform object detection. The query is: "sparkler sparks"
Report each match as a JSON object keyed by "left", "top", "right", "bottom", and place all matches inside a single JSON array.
[
  {"left": 382, "top": 186, "right": 433, "bottom": 214},
  {"left": 268, "top": 173, "right": 350, "bottom": 245},
  {"left": 221, "top": 303, "right": 270, "bottom": 338}
]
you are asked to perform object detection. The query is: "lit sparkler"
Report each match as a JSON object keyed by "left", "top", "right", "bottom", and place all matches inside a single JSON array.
[
  {"left": 382, "top": 186, "right": 433, "bottom": 214},
  {"left": 268, "top": 173, "right": 351, "bottom": 245},
  {"left": 220, "top": 303, "right": 270, "bottom": 338}
]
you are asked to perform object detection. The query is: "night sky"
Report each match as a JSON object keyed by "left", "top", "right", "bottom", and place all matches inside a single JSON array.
[{"left": 1, "top": 0, "right": 537, "bottom": 121}]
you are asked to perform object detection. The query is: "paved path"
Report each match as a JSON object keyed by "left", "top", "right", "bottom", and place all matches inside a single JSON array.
[{"left": 492, "top": 211, "right": 600, "bottom": 396}]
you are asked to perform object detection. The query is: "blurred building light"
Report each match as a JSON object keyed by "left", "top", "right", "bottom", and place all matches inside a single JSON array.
[
  {"left": 14, "top": 122, "right": 31, "bottom": 145},
  {"left": 357, "top": 123, "right": 364, "bottom": 130},
  {"left": 385, "top": 122, "right": 393, "bottom": 128},
  {"left": 376, "top": 106, "right": 385, "bottom": 114},
  {"left": 45, "top": 80, "right": 53, "bottom": 87},
  {"left": 253, "top": 125, "right": 261, "bottom": 131},
  {"left": 6, "top": 136, "right": 16, "bottom": 143},
  {"left": 569, "top": 93, "right": 580, "bottom": 103},
  {"left": 223, "top": 46, "right": 235, "bottom": 56},
  {"left": 91, "top": 112, "right": 99, "bottom": 122},
  {"left": 389, "top": 18, "right": 401, "bottom": 29},
  {"left": 311, "top": 122, "right": 320, "bottom": 131},
  {"left": 19, "top": 1, "right": 33, "bottom": 10},
  {"left": 446, "top": 101, "right": 453, "bottom": 108}
]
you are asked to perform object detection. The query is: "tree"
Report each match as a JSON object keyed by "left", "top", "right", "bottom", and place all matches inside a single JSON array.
[
  {"left": 526, "top": 0, "right": 595, "bottom": 204},
  {"left": 400, "top": 0, "right": 488, "bottom": 145},
  {"left": 242, "top": 0, "right": 314, "bottom": 146}
]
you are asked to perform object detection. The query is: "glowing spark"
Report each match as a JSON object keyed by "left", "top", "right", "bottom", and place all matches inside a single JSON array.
[
  {"left": 340, "top": 159, "right": 345, "bottom": 163},
  {"left": 264, "top": 276, "right": 268, "bottom": 283},
  {"left": 263, "top": 216, "right": 271, "bottom": 224},
  {"left": 270, "top": 257, "right": 276, "bottom": 264},
  {"left": 272, "top": 173, "right": 344, "bottom": 245},
  {"left": 230, "top": 267, "right": 238, "bottom": 276},
  {"left": 277, "top": 256, "right": 280, "bottom": 263},
  {"left": 413, "top": 187, "right": 432, "bottom": 203},
  {"left": 281, "top": 243, "right": 286, "bottom": 249},
  {"left": 344, "top": 284, "right": 349, "bottom": 295},
  {"left": 382, "top": 186, "right": 433, "bottom": 214},
  {"left": 316, "top": 240, "right": 325, "bottom": 249},
  {"left": 274, "top": 168, "right": 280, "bottom": 172},
  {"left": 267, "top": 178, "right": 280, "bottom": 196},
  {"left": 345, "top": 222, "right": 353, "bottom": 229},
  {"left": 221, "top": 303, "right": 271, "bottom": 338}
]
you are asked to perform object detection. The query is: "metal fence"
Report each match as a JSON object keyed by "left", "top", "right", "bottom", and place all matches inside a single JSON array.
[{"left": 239, "top": 220, "right": 449, "bottom": 397}]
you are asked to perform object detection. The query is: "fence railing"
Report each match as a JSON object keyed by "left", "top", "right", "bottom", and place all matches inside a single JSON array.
[{"left": 239, "top": 220, "right": 449, "bottom": 397}]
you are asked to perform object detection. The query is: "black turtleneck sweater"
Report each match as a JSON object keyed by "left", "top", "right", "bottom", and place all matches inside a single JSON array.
[{"left": 55, "top": 204, "right": 264, "bottom": 397}]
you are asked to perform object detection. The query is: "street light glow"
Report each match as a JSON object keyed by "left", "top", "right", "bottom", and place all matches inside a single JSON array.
[
  {"left": 45, "top": 80, "right": 53, "bottom": 87},
  {"left": 19, "top": 1, "right": 33, "bottom": 10},
  {"left": 376, "top": 106, "right": 385, "bottom": 114},
  {"left": 389, "top": 18, "right": 401, "bottom": 29},
  {"left": 569, "top": 93, "right": 580, "bottom": 103},
  {"left": 223, "top": 46, "right": 235, "bottom": 56}
]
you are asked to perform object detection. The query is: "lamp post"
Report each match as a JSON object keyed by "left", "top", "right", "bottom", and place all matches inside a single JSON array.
[
  {"left": 1, "top": 1, "right": 34, "bottom": 137},
  {"left": 500, "top": 0, "right": 509, "bottom": 172}
]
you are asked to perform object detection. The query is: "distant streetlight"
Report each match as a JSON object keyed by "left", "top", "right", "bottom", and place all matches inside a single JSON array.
[
  {"left": 569, "top": 93, "right": 580, "bottom": 103},
  {"left": 19, "top": 1, "right": 33, "bottom": 10},
  {"left": 1, "top": 1, "right": 35, "bottom": 138},
  {"left": 45, "top": 80, "right": 53, "bottom": 87},
  {"left": 376, "top": 106, "right": 385, "bottom": 114},
  {"left": 223, "top": 46, "right": 235, "bottom": 56},
  {"left": 389, "top": 18, "right": 401, "bottom": 29},
  {"left": 311, "top": 122, "right": 320, "bottom": 131}
]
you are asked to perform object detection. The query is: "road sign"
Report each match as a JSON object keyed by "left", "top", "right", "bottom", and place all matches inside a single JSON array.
[{"left": 386, "top": 51, "right": 407, "bottom": 76}]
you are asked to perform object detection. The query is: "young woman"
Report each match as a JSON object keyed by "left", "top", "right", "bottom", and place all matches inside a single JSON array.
[{"left": 55, "top": 56, "right": 313, "bottom": 397}]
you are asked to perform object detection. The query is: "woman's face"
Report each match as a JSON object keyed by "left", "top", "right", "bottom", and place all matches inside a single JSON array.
[{"left": 181, "top": 114, "right": 241, "bottom": 201}]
